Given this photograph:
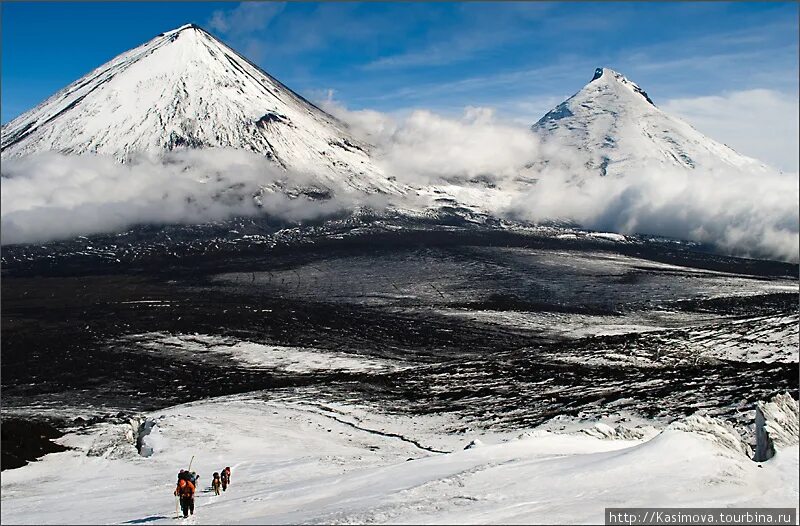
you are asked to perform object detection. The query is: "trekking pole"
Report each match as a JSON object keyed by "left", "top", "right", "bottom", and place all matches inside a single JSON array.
[
  {"left": 175, "top": 496, "right": 179, "bottom": 518},
  {"left": 187, "top": 455, "right": 195, "bottom": 471}
]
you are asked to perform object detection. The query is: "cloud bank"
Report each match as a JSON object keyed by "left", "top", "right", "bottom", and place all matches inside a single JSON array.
[
  {"left": 328, "top": 104, "right": 542, "bottom": 183},
  {"left": 0, "top": 149, "right": 377, "bottom": 245},
  {"left": 325, "top": 101, "right": 799, "bottom": 262},
  {"left": 2, "top": 104, "right": 797, "bottom": 263},
  {"left": 506, "top": 162, "right": 799, "bottom": 262}
]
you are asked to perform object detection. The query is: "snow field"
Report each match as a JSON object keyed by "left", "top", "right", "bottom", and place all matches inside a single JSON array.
[{"left": 1, "top": 394, "right": 797, "bottom": 524}]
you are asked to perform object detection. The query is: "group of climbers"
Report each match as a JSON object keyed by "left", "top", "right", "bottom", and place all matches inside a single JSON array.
[
  {"left": 174, "top": 466, "right": 231, "bottom": 518},
  {"left": 211, "top": 466, "right": 231, "bottom": 496}
]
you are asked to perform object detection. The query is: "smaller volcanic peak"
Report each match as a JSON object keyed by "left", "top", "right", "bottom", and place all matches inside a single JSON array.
[{"left": 532, "top": 68, "right": 771, "bottom": 177}]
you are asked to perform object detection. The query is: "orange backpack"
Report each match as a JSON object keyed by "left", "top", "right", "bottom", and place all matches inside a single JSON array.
[{"left": 176, "top": 479, "right": 195, "bottom": 498}]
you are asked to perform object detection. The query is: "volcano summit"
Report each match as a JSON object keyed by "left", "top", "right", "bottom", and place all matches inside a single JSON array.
[
  {"left": 531, "top": 67, "right": 773, "bottom": 177},
  {"left": 0, "top": 24, "right": 398, "bottom": 194}
]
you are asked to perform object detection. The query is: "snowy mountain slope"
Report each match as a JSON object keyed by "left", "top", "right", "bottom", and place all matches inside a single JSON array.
[
  {"left": 1, "top": 394, "right": 797, "bottom": 524},
  {"left": 532, "top": 68, "right": 775, "bottom": 177},
  {"left": 0, "top": 24, "right": 400, "bottom": 194}
]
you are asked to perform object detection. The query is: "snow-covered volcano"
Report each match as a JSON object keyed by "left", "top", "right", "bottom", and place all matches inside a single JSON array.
[
  {"left": 532, "top": 67, "right": 773, "bottom": 177},
  {"left": 0, "top": 24, "right": 399, "bottom": 194}
]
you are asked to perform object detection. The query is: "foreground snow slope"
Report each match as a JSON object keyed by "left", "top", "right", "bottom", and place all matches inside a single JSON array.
[
  {"left": 2, "top": 394, "right": 797, "bottom": 525},
  {"left": 0, "top": 24, "right": 398, "bottom": 194}
]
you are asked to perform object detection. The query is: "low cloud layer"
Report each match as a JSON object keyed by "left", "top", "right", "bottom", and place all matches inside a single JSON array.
[
  {"left": 326, "top": 101, "right": 799, "bottom": 262},
  {"left": 0, "top": 149, "right": 377, "bottom": 245},
  {"left": 323, "top": 103, "right": 546, "bottom": 183},
  {"left": 2, "top": 104, "right": 797, "bottom": 262},
  {"left": 506, "top": 162, "right": 799, "bottom": 262}
]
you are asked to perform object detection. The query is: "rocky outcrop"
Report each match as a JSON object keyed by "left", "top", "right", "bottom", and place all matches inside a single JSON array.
[{"left": 753, "top": 392, "right": 799, "bottom": 462}]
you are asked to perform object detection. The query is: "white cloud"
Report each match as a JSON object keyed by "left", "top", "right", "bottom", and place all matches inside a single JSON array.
[
  {"left": 326, "top": 99, "right": 799, "bottom": 262},
  {"left": 363, "top": 31, "right": 513, "bottom": 71},
  {"left": 208, "top": 3, "right": 285, "bottom": 36},
  {"left": 0, "top": 149, "right": 378, "bottom": 245},
  {"left": 322, "top": 101, "right": 541, "bottom": 183},
  {"left": 207, "top": 3, "right": 286, "bottom": 62},
  {"left": 4, "top": 100, "right": 797, "bottom": 263},
  {"left": 506, "top": 162, "right": 799, "bottom": 262},
  {"left": 662, "top": 89, "right": 799, "bottom": 173},
  {"left": 372, "top": 108, "right": 540, "bottom": 183},
  {"left": 493, "top": 95, "right": 569, "bottom": 126}
]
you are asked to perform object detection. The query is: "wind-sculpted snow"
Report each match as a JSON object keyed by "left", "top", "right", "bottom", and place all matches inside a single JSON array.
[
  {"left": 756, "top": 393, "right": 799, "bottom": 452},
  {"left": 2, "top": 25, "right": 798, "bottom": 521},
  {"left": 1, "top": 233, "right": 797, "bottom": 523}
]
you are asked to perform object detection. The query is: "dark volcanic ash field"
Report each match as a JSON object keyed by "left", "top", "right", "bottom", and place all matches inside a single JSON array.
[{"left": 1, "top": 218, "right": 798, "bottom": 469}]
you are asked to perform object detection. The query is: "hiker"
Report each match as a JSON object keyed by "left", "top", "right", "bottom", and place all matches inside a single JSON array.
[
  {"left": 212, "top": 472, "right": 222, "bottom": 496},
  {"left": 220, "top": 468, "right": 229, "bottom": 492},
  {"left": 174, "top": 473, "right": 196, "bottom": 518},
  {"left": 224, "top": 466, "right": 232, "bottom": 485}
]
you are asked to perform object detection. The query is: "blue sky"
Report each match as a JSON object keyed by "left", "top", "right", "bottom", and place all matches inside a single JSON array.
[{"left": 2, "top": 2, "right": 798, "bottom": 170}]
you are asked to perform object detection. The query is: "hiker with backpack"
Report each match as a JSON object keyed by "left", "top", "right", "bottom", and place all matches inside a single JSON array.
[
  {"left": 174, "top": 470, "right": 196, "bottom": 518},
  {"left": 224, "top": 466, "right": 232, "bottom": 485},
  {"left": 219, "top": 469, "right": 230, "bottom": 491},
  {"left": 212, "top": 472, "right": 222, "bottom": 496}
]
